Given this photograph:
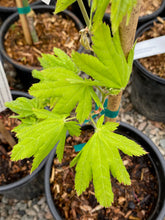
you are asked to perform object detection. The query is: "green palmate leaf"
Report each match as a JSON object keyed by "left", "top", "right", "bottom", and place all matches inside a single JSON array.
[
  {"left": 110, "top": 0, "right": 137, "bottom": 33},
  {"left": 75, "top": 86, "right": 92, "bottom": 123},
  {"left": 30, "top": 67, "right": 102, "bottom": 123},
  {"left": 90, "top": 0, "right": 110, "bottom": 29},
  {"left": 32, "top": 66, "right": 80, "bottom": 83},
  {"left": 55, "top": 0, "right": 76, "bottom": 13},
  {"left": 72, "top": 22, "right": 135, "bottom": 92},
  {"left": 65, "top": 121, "right": 81, "bottom": 136},
  {"left": 5, "top": 97, "right": 36, "bottom": 118},
  {"left": 72, "top": 52, "right": 120, "bottom": 89},
  {"left": 11, "top": 108, "right": 81, "bottom": 172},
  {"left": 38, "top": 48, "right": 78, "bottom": 73},
  {"left": 71, "top": 116, "right": 146, "bottom": 207}
]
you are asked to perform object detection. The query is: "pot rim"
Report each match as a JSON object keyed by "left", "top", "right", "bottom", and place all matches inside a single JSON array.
[
  {"left": 0, "top": 5, "right": 84, "bottom": 72},
  {"left": 133, "top": 17, "right": 165, "bottom": 85},
  {"left": 138, "top": 0, "right": 165, "bottom": 23},
  {"left": 0, "top": 0, "right": 41, "bottom": 11},
  {"left": 0, "top": 90, "right": 46, "bottom": 193},
  {"left": 103, "top": 0, "right": 165, "bottom": 23},
  {"left": 44, "top": 121, "right": 165, "bottom": 220}
]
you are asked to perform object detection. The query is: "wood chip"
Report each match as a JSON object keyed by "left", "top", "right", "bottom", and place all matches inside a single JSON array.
[
  {"left": 4, "top": 13, "right": 80, "bottom": 68},
  {"left": 90, "top": 205, "right": 103, "bottom": 213},
  {"left": 80, "top": 205, "right": 92, "bottom": 212}
]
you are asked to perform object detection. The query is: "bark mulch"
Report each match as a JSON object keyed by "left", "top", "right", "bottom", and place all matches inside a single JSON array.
[
  {"left": 106, "top": 0, "right": 162, "bottom": 17},
  {"left": 4, "top": 12, "right": 80, "bottom": 68},
  {"left": 0, "top": 109, "right": 32, "bottom": 186},
  {"left": 138, "top": 17, "right": 165, "bottom": 79},
  {"left": 50, "top": 129, "right": 159, "bottom": 220},
  {"left": 0, "top": 0, "right": 37, "bottom": 7}
]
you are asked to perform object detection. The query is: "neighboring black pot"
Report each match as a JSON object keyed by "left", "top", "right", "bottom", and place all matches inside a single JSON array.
[
  {"left": 42, "top": 0, "right": 90, "bottom": 25},
  {"left": 45, "top": 122, "right": 165, "bottom": 220},
  {"left": 0, "top": 90, "right": 47, "bottom": 200},
  {"left": 0, "top": 0, "right": 41, "bottom": 21},
  {"left": 102, "top": 0, "right": 165, "bottom": 27},
  {"left": 0, "top": 5, "right": 84, "bottom": 91},
  {"left": 138, "top": 0, "right": 165, "bottom": 27},
  {"left": 70, "top": 0, "right": 90, "bottom": 25},
  {"left": 131, "top": 18, "right": 165, "bottom": 122}
]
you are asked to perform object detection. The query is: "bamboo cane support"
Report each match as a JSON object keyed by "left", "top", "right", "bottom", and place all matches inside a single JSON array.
[{"left": 15, "top": 0, "right": 32, "bottom": 45}]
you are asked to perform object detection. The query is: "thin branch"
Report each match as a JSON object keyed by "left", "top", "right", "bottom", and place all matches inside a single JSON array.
[
  {"left": 65, "top": 117, "right": 77, "bottom": 122},
  {"left": 90, "top": 116, "right": 97, "bottom": 129},
  {"left": 77, "top": 0, "right": 90, "bottom": 28}
]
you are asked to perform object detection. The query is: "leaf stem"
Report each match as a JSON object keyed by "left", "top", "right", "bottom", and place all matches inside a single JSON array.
[
  {"left": 90, "top": 116, "right": 97, "bottom": 129},
  {"left": 77, "top": 0, "right": 90, "bottom": 28},
  {"left": 65, "top": 116, "right": 77, "bottom": 122},
  {"left": 96, "top": 86, "right": 109, "bottom": 105}
]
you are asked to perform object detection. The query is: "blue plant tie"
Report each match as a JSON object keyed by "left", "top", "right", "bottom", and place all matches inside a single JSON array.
[
  {"left": 94, "top": 98, "right": 119, "bottom": 119},
  {"left": 17, "top": 6, "right": 31, "bottom": 14},
  {"left": 104, "top": 108, "right": 120, "bottom": 118},
  {"left": 74, "top": 143, "right": 86, "bottom": 152}
]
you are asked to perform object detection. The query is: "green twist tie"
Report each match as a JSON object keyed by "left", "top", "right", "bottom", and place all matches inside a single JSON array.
[{"left": 17, "top": 6, "right": 31, "bottom": 14}]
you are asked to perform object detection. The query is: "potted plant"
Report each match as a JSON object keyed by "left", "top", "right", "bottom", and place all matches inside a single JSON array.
[
  {"left": 45, "top": 122, "right": 165, "bottom": 219},
  {"left": 0, "top": 3, "right": 84, "bottom": 90},
  {"left": 0, "top": 0, "right": 41, "bottom": 21},
  {"left": 81, "top": 0, "right": 165, "bottom": 27},
  {"left": 0, "top": 90, "right": 48, "bottom": 200},
  {"left": 138, "top": 0, "right": 165, "bottom": 26},
  {"left": 5, "top": 0, "right": 165, "bottom": 218},
  {"left": 131, "top": 17, "right": 165, "bottom": 122}
]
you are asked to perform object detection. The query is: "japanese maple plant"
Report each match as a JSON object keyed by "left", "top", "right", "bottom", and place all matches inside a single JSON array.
[{"left": 6, "top": 0, "right": 146, "bottom": 207}]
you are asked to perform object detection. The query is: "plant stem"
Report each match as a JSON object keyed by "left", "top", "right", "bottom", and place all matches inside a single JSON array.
[
  {"left": 65, "top": 117, "right": 77, "bottom": 121},
  {"left": 106, "top": 0, "right": 142, "bottom": 123},
  {"left": 15, "top": 0, "right": 32, "bottom": 45},
  {"left": 27, "top": 13, "right": 39, "bottom": 43},
  {"left": 90, "top": 116, "right": 97, "bottom": 129},
  {"left": 0, "top": 119, "right": 16, "bottom": 148},
  {"left": 77, "top": 0, "right": 90, "bottom": 28}
]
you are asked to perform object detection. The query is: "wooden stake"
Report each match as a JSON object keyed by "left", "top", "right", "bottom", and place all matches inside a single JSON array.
[
  {"left": 0, "top": 119, "right": 16, "bottom": 148},
  {"left": 15, "top": 0, "right": 32, "bottom": 45},
  {"left": 106, "top": 91, "right": 122, "bottom": 122},
  {"left": 106, "top": 0, "right": 142, "bottom": 122},
  {"left": 119, "top": 0, "right": 142, "bottom": 58}
]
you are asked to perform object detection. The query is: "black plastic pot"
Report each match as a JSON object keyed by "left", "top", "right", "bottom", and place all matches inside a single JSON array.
[
  {"left": 0, "top": 0, "right": 41, "bottom": 21},
  {"left": 102, "top": 0, "right": 165, "bottom": 27},
  {"left": 0, "top": 90, "right": 47, "bottom": 200},
  {"left": 70, "top": 0, "right": 90, "bottom": 25},
  {"left": 41, "top": 0, "right": 90, "bottom": 25},
  {"left": 138, "top": 0, "right": 165, "bottom": 27},
  {"left": 45, "top": 122, "right": 165, "bottom": 220},
  {"left": 131, "top": 18, "right": 165, "bottom": 122},
  {"left": 0, "top": 5, "right": 84, "bottom": 91}
]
